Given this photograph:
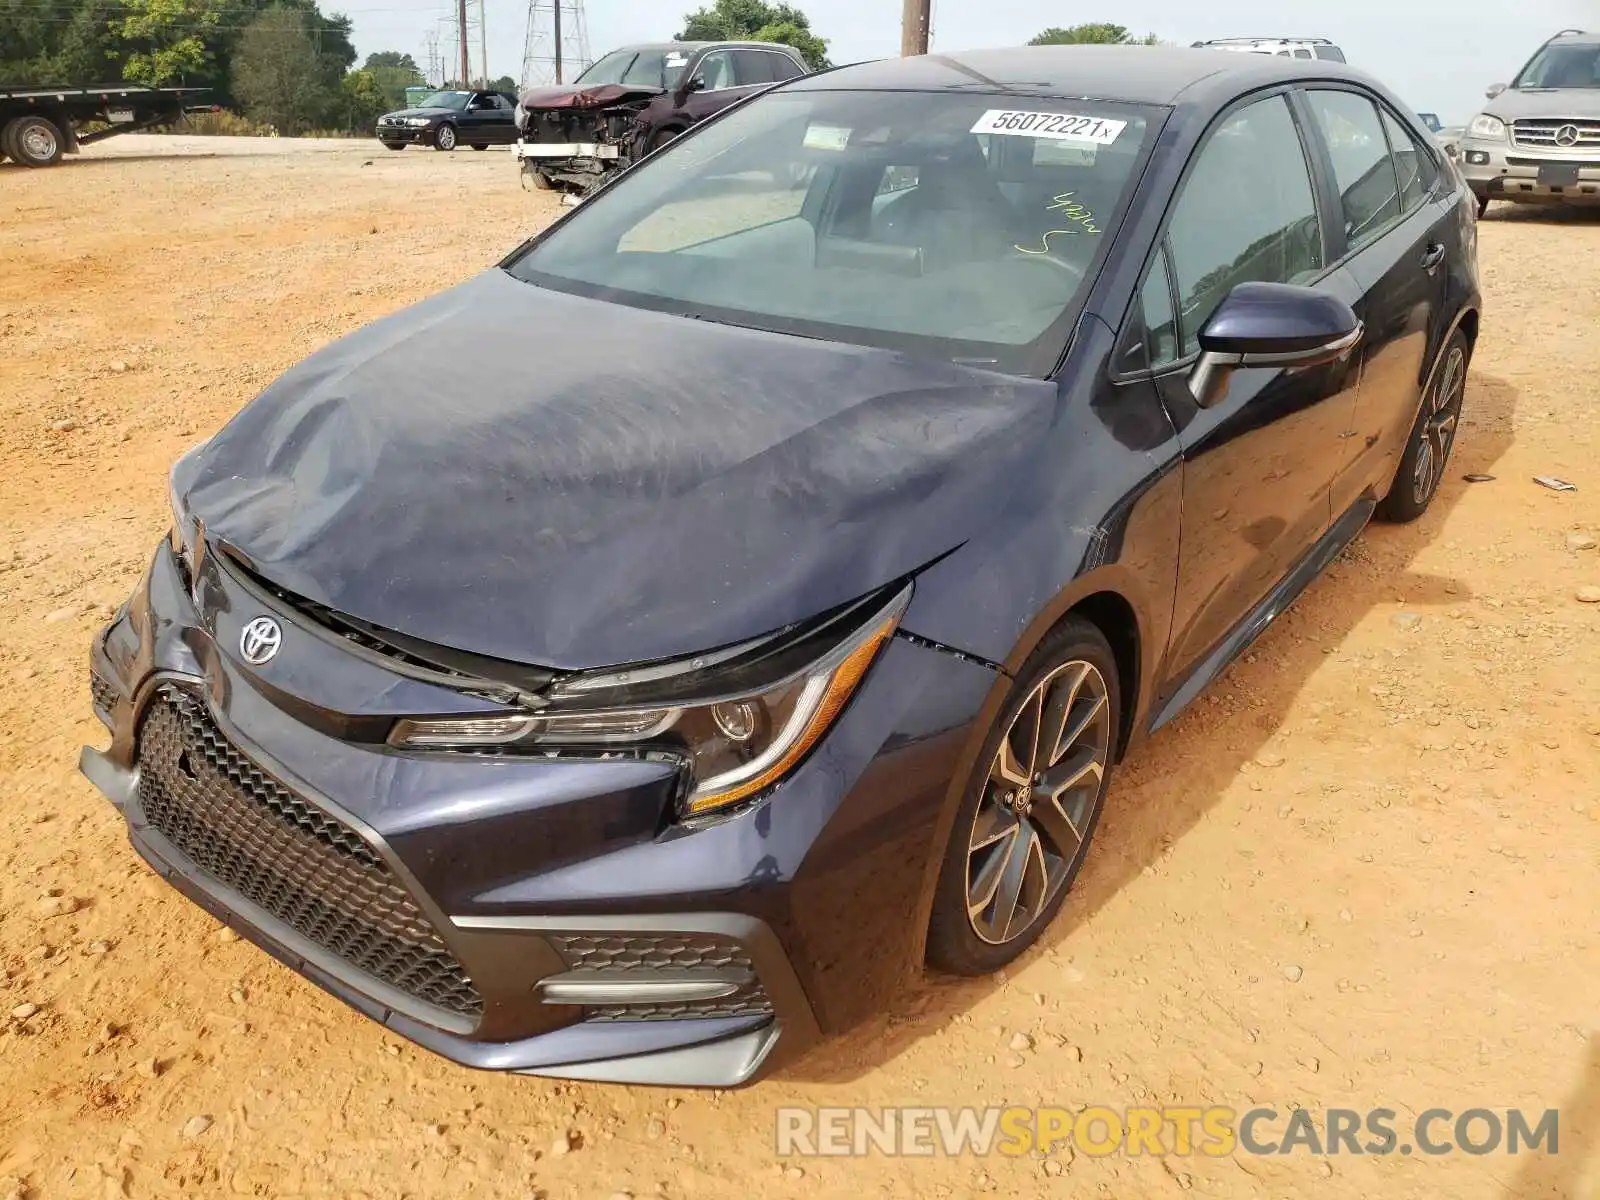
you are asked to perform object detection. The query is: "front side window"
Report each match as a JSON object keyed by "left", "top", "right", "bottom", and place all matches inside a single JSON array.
[
  {"left": 505, "top": 89, "right": 1157, "bottom": 374},
  {"left": 696, "top": 51, "right": 736, "bottom": 90},
  {"left": 1305, "top": 90, "right": 1402, "bottom": 253},
  {"left": 1513, "top": 42, "right": 1600, "bottom": 89},
  {"left": 1140, "top": 251, "right": 1179, "bottom": 369},
  {"left": 1166, "top": 94, "right": 1323, "bottom": 356}
]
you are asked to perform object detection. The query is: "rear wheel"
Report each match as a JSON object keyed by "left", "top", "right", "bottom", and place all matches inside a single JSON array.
[
  {"left": 1378, "top": 329, "right": 1469, "bottom": 523},
  {"left": 926, "top": 618, "right": 1120, "bottom": 976},
  {"left": 7, "top": 115, "right": 63, "bottom": 167},
  {"left": 0, "top": 117, "right": 21, "bottom": 162},
  {"left": 433, "top": 123, "right": 457, "bottom": 151}
]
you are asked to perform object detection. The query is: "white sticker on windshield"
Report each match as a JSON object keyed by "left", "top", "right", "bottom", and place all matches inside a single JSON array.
[
  {"left": 803, "top": 123, "right": 851, "bottom": 151},
  {"left": 665, "top": 53, "right": 688, "bottom": 66},
  {"left": 970, "top": 110, "right": 1127, "bottom": 144}
]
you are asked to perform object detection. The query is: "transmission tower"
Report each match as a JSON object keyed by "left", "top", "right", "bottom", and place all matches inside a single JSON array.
[
  {"left": 423, "top": 30, "right": 442, "bottom": 87},
  {"left": 521, "top": 0, "right": 592, "bottom": 90}
]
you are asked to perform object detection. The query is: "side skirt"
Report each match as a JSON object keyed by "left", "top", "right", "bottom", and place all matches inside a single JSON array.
[{"left": 1146, "top": 497, "right": 1376, "bottom": 734}]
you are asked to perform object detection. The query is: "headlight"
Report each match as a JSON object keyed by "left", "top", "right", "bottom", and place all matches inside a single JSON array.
[
  {"left": 390, "top": 585, "right": 911, "bottom": 817},
  {"left": 405, "top": 117, "right": 431, "bottom": 127},
  {"left": 167, "top": 439, "right": 208, "bottom": 562},
  {"left": 1468, "top": 113, "right": 1506, "bottom": 140}
]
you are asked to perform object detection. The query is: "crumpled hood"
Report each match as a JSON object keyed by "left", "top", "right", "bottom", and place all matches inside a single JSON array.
[
  {"left": 178, "top": 270, "right": 1057, "bottom": 670},
  {"left": 1483, "top": 87, "right": 1600, "bottom": 121},
  {"left": 517, "top": 84, "right": 664, "bottom": 111}
]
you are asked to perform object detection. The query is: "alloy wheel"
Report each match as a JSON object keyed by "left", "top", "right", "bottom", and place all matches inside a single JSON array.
[
  {"left": 437, "top": 124, "right": 456, "bottom": 150},
  {"left": 965, "top": 659, "right": 1112, "bottom": 945},
  {"left": 1412, "top": 343, "right": 1465, "bottom": 506}
]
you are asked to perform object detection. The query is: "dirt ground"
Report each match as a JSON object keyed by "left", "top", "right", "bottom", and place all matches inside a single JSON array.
[{"left": 2, "top": 135, "right": 1599, "bottom": 1200}]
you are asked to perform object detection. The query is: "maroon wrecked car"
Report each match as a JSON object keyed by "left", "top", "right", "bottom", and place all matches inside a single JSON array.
[{"left": 515, "top": 41, "right": 811, "bottom": 192}]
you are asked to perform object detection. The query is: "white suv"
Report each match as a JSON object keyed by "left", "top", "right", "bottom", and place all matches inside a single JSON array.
[{"left": 1192, "top": 37, "right": 1348, "bottom": 63}]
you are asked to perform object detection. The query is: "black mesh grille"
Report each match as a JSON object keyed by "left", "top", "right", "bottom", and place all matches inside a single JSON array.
[
  {"left": 550, "top": 932, "right": 774, "bottom": 1023},
  {"left": 90, "top": 671, "right": 119, "bottom": 716},
  {"left": 135, "top": 688, "right": 482, "bottom": 1020}
]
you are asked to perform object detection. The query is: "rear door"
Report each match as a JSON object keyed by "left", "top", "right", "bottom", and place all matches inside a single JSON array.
[
  {"left": 1299, "top": 89, "right": 1452, "bottom": 516},
  {"left": 1149, "top": 92, "right": 1364, "bottom": 694}
]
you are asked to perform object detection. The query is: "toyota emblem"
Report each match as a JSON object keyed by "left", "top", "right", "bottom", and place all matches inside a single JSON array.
[
  {"left": 239, "top": 615, "right": 283, "bottom": 665},
  {"left": 1555, "top": 124, "right": 1581, "bottom": 148}
]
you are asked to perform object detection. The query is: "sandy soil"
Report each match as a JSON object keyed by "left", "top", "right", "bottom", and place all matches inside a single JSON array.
[{"left": 2, "top": 135, "right": 1599, "bottom": 1200}]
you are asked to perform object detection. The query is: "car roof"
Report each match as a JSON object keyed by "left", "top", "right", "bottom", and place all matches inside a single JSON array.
[
  {"left": 792, "top": 45, "right": 1371, "bottom": 107},
  {"left": 608, "top": 41, "right": 802, "bottom": 54},
  {"left": 1549, "top": 28, "right": 1600, "bottom": 45}
]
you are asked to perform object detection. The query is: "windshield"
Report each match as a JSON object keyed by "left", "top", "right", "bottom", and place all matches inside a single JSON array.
[
  {"left": 504, "top": 89, "right": 1156, "bottom": 375},
  {"left": 417, "top": 90, "right": 470, "bottom": 110},
  {"left": 1514, "top": 42, "right": 1600, "bottom": 89},
  {"left": 575, "top": 48, "right": 692, "bottom": 89}
]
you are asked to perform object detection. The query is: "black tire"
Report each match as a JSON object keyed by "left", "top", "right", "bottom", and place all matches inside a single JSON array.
[
  {"left": 7, "top": 115, "right": 64, "bottom": 167},
  {"left": 470, "top": 143, "right": 488, "bottom": 151},
  {"left": 1377, "top": 329, "right": 1470, "bottom": 524},
  {"left": 529, "top": 167, "right": 554, "bottom": 190},
  {"left": 647, "top": 128, "right": 680, "bottom": 154},
  {"left": 1475, "top": 194, "right": 1490, "bottom": 219},
  {"left": 433, "top": 123, "right": 457, "bottom": 151},
  {"left": 926, "top": 617, "right": 1121, "bottom": 977},
  {"left": 382, "top": 142, "right": 406, "bottom": 151},
  {"left": 0, "top": 117, "right": 21, "bottom": 163}
]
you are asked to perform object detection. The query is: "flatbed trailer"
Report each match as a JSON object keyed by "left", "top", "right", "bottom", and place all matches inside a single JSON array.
[{"left": 0, "top": 83, "right": 212, "bottom": 168}]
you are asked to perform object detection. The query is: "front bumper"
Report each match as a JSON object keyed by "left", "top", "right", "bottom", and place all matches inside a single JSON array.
[
  {"left": 376, "top": 124, "right": 434, "bottom": 144},
  {"left": 1458, "top": 138, "right": 1600, "bottom": 204},
  {"left": 80, "top": 542, "right": 996, "bottom": 1085}
]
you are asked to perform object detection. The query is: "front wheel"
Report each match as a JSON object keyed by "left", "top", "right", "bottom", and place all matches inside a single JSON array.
[
  {"left": 926, "top": 618, "right": 1120, "bottom": 976},
  {"left": 382, "top": 141, "right": 406, "bottom": 151},
  {"left": 1378, "top": 329, "right": 1469, "bottom": 523},
  {"left": 470, "top": 143, "right": 488, "bottom": 151},
  {"left": 433, "top": 123, "right": 457, "bottom": 151},
  {"left": 7, "top": 115, "right": 64, "bottom": 167}
]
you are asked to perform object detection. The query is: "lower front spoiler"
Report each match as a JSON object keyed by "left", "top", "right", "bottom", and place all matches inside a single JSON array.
[
  {"left": 515, "top": 141, "right": 621, "bottom": 159},
  {"left": 79, "top": 744, "right": 795, "bottom": 1087}
]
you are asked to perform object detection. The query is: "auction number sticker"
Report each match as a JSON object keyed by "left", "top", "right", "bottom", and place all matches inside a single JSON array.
[{"left": 970, "top": 110, "right": 1126, "bottom": 143}]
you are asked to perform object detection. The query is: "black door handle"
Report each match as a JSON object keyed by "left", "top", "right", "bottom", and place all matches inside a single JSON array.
[{"left": 1421, "top": 242, "right": 1446, "bottom": 272}]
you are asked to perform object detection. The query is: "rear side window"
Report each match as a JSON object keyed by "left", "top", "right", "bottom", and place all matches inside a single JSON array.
[
  {"left": 1305, "top": 90, "right": 1402, "bottom": 253},
  {"left": 1381, "top": 107, "right": 1438, "bottom": 210},
  {"left": 1166, "top": 94, "right": 1324, "bottom": 356},
  {"left": 768, "top": 52, "right": 806, "bottom": 81},
  {"left": 732, "top": 50, "right": 775, "bottom": 84}
]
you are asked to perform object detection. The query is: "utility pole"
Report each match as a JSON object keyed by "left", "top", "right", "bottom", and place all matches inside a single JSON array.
[
  {"left": 457, "top": 0, "right": 471, "bottom": 85},
  {"left": 552, "top": 0, "right": 562, "bottom": 83},
  {"left": 900, "top": 0, "right": 929, "bottom": 56},
  {"left": 477, "top": 0, "right": 488, "bottom": 87}
]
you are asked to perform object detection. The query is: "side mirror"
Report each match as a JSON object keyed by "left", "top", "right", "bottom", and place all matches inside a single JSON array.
[
  {"left": 1188, "top": 282, "right": 1362, "bottom": 409},
  {"left": 1486, "top": 83, "right": 1507, "bottom": 100},
  {"left": 678, "top": 73, "right": 707, "bottom": 101}
]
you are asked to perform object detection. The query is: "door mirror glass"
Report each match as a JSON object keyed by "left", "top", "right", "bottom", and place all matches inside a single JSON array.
[{"left": 1188, "top": 282, "right": 1361, "bottom": 408}]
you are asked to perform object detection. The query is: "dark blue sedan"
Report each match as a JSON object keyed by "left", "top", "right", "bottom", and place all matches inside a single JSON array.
[{"left": 82, "top": 45, "right": 1481, "bottom": 1087}]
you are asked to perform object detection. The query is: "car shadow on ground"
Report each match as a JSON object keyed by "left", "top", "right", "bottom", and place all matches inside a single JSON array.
[
  {"left": 1508, "top": 1034, "right": 1600, "bottom": 1198},
  {"left": 1483, "top": 202, "right": 1600, "bottom": 226},
  {"left": 783, "top": 368, "right": 1521, "bottom": 1085}
]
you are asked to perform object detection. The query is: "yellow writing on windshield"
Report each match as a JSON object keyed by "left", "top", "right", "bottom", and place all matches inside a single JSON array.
[{"left": 1014, "top": 191, "right": 1101, "bottom": 256}]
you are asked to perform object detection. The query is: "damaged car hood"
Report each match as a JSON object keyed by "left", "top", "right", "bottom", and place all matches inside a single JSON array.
[
  {"left": 177, "top": 270, "right": 1057, "bottom": 671},
  {"left": 517, "top": 84, "right": 664, "bottom": 110}
]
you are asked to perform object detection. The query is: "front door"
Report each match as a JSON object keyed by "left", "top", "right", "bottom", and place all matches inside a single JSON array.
[{"left": 1152, "top": 92, "right": 1363, "bottom": 692}]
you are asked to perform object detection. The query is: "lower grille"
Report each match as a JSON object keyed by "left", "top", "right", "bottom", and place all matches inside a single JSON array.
[
  {"left": 550, "top": 932, "right": 774, "bottom": 1023},
  {"left": 135, "top": 687, "right": 482, "bottom": 1019},
  {"left": 90, "top": 670, "right": 119, "bottom": 716}
]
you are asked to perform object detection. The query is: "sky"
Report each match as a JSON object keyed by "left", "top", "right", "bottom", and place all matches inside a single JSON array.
[{"left": 348, "top": 0, "right": 1598, "bottom": 125}]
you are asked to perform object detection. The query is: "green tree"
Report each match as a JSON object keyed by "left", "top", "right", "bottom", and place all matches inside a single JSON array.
[
  {"left": 488, "top": 74, "right": 517, "bottom": 93},
  {"left": 1028, "top": 23, "right": 1160, "bottom": 46},
  {"left": 117, "top": 0, "right": 225, "bottom": 85},
  {"left": 676, "top": 0, "right": 830, "bottom": 68},
  {"left": 337, "top": 66, "right": 389, "bottom": 129},
  {"left": 232, "top": 5, "right": 337, "bottom": 133},
  {"left": 363, "top": 50, "right": 419, "bottom": 72}
]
